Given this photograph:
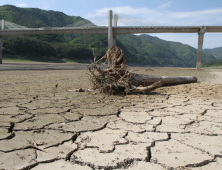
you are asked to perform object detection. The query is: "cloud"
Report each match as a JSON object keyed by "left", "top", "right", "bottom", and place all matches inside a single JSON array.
[
  {"left": 156, "top": 1, "right": 173, "bottom": 9},
  {"left": 85, "top": 5, "right": 222, "bottom": 48},
  {"left": 17, "top": 3, "right": 29, "bottom": 7},
  {"left": 86, "top": 5, "right": 222, "bottom": 26},
  {"left": 85, "top": 6, "right": 159, "bottom": 26},
  {"left": 93, "top": 6, "right": 154, "bottom": 16},
  {"left": 166, "top": 8, "right": 222, "bottom": 26}
]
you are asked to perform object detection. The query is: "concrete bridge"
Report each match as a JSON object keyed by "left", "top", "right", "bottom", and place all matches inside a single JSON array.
[{"left": 0, "top": 10, "right": 222, "bottom": 70}]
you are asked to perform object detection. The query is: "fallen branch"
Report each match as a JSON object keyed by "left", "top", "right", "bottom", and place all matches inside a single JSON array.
[{"left": 130, "top": 81, "right": 163, "bottom": 94}]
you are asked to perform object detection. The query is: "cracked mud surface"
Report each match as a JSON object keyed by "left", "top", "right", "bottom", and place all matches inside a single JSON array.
[{"left": 0, "top": 67, "right": 222, "bottom": 170}]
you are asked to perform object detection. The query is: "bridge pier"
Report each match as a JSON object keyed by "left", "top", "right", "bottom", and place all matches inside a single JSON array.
[
  {"left": 113, "top": 14, "right": 118, "bottom": 46},
  {"left": 0, "top": 19, "right": 4, "bottom": 64},
  {"left": 108, "top": 10, "right": 113, "bottom": 48},
  {"left": 108, "top": 10, "right": 118, "bottom": 48},
  {"left": 196, "top": 27, "right": 206, "bottom": 70},
  {"left": 0, "top": 35, "right": 3, "bottom": 64}
]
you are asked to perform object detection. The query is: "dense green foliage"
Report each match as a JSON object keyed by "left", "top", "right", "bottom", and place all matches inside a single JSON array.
[
  {"left": 202, "top": 59, "right": 222, "bottom": 67},
  {"left": 203, "top": 47, "right": 222, "bottom": 59},
  {"left": 139, "top": 34, "right": 216, "bottom": 67},
  {"left": 52, "top": 43, "right": 93, "bottom": 60},
  {"left": 3, "top": 35, "right": 94, "bottom": 61},
  {"left": 0, "top": 5, "right": 85, "bottom": 28},
  {"left": 70, "top": 34, "right": 108, "bottom": 58},
  {"left": 3, "top": 35, "right": 57, "bottom": 57},
  {"left": 0, "top": 5, "right": 95, "bottom": 62},
  {"left": 117, "top": 34, "right": 184, "bottom": 66},
  {"left": 0, "top": 5, "right": 217, "bottom": 66}
]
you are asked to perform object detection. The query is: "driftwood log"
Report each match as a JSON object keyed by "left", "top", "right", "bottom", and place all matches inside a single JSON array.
[
  {"left": 131, "top": 73, "right": 197, "bottom": 86},
  {"left": 87, "top": 45, "right": 197, "bottom": 94}
]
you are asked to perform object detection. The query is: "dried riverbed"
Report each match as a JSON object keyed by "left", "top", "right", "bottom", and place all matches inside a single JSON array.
[{"left": 0, "top": 64, "right": 222, "bottom": 169}]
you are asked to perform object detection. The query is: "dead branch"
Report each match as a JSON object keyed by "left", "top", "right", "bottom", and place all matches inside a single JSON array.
[
  {"left": 130, "top": 81, "right": 163, "bottom": 94},
  {"left": 87, "top": 45, "right": 162, "bottom": 94},
  {"left": 87, "top": 45, "right": 197, "bottom": 95}
]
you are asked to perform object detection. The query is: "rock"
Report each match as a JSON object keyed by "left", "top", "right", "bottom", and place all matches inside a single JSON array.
[
  {"left": 126, "top": 132, "right": 168, "bottom": 143},
  {"left": 192, "top": 158, "right": 222, "bottom": 170},
  {"left": 75, "top": 128, "right": 128, "bottom": 153},
  {"left": 186, "top": 121, "right": 222, "bottom": 135},
  {"left": 14, "top": 114, "right": 65, "bottom": 130},
  {"left": 71, "top": 143, "right": 150, "bottom": 169},
  {"left": 47, "top": 115, "right": 119, "bottom": 132},
  {"left": 0, "top": 149, "right": 37, "bottom": 170},
  {"left": 0, "top": 128, "right": 13, "bottom": 139},
  {"left": 0, "top": 130, "right": 75, "bottom": 151},
  {"left": 172, "top": 133, "right": 222, "bottom": 155},
  {"left": 107, "top": 119, "right": 154, "bottom": 133},
  {"left": 203, "top": 109, "right": 222, "bottom": 123},
  {"left": 36, "top": 141, "right": 77, "bottom": 162},
  {"left": 77, "top": 105, "right": 119, "bottom": 116},
  {"left": 151, "top": 140, "right": 213, "bottom": 168},
  {"left": 119, "top": 111, "right": 152, "bottom": 123},
  {"left": 127, "top": 161, "right": 166, "bottom": 170},
  {"left": 32, "top": 159, "right": 92, "bottom": 170},
  {"left": 156, "top": 116, "right": 194, "bottom": 133},
  {"left": 0, "top": 106, "right": 25, "bottom": 115}
]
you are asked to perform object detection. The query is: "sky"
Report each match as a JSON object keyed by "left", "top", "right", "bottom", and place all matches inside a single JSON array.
[{"left": 0, "top": 0, "right": 222, "bottom": 49}]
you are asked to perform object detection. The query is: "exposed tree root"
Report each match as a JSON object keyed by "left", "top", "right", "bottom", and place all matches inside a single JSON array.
[
  {"left": 87, "top": 45, "right": 197, "bottom": 95},
  {"left": 87, "top": 45, "right": 163, "bottom": 95}
]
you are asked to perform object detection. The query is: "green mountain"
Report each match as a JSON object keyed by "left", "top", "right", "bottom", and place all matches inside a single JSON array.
[
  {"left": 0, "top": 5, "right": 95, "bottom": 62},
  {"left": 0, "top": 5, "right": 86, "bottom": 28},
  {"left": 0, "top": 5, "right": 216, "bottom": 67},
  {"left": 139, "top": 34, "right": 216, "bottom": 67},
  {"left": 203, "top": 47, "right": 222, "bottom": 59},
  {"left": 117, "top": 34, "right": 184, "bottom": 66},
  {"left": 202, "top": 59, "right": 222, "bottom": 67}
]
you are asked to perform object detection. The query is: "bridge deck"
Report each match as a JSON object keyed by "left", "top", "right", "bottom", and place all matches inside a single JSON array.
[{"left": 0, "top": 26, "right": 222, "bottom": 35}]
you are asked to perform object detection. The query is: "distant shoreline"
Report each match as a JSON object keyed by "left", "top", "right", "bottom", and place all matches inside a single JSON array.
[{"left": 1, "top": 60, "right": 221, "bottom": 71}]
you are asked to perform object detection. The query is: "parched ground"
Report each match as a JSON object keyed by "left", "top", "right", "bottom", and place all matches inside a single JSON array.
[{"left": 0, "top": 63, "right": 222, "bottom": 170}]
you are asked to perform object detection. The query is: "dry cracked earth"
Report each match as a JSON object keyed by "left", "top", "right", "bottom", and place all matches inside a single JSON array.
[{"left": 0, "top": 66, "right": 222, "bottom": 170}]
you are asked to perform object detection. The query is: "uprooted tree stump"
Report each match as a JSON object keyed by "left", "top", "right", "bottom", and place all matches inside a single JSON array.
[{"left": 87, "top": 45, "right": 197, "bottom": 95}]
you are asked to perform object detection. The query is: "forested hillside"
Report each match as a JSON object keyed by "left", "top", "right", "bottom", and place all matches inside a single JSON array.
[
  {"left": 202, "top": 59, "right": 222, "bottom": 67},
  {"left": 139, "top": 35, "right": 216, "bottom": 67},
  {"left": 203, "top": 47, "right": 222, "bottom": 60},
  {"left": 0, "top": 5, "right": 216, "bottom": 67}
]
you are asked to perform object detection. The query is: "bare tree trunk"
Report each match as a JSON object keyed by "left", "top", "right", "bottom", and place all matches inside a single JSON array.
[
  {"left": 131, "top": 73, "right": 197, "bottom": 86},
  {"left": 160, "top": 76, "right": 197, "bottom": 86}
]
